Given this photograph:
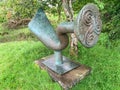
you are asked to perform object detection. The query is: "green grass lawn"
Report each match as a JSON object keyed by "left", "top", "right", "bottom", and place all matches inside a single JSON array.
[
  {"left": 0, "top": 22, "right": 120, "bottom": 90},
  {"left": 0, "top": 40, "right": 120, "bottom": 90}
]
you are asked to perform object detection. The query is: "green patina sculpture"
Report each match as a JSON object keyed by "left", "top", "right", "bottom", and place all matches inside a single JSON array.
[{"left": 28, "top": 3, "right": 102, "bottom": 74}]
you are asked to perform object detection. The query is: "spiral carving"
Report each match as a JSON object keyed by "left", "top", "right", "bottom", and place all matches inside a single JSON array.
[
  {"left": 85, "top": 26, "right": 98, "bottom": 46},
  {"left": 83, "top": 10, "right": 93, "bottom": 26},
  {"left": 74, "top": 3, "right": 102, "bottom": 47}
]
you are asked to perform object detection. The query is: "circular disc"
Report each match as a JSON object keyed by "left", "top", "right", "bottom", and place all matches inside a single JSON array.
[{"left": 74, "top": 3, "right": 102, "bottom": 48}]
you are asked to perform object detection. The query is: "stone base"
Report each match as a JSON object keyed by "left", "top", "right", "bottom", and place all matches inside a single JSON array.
[
  {"left": 42, "top": 55, "right": 80, "bottom": 75},
  {"left": 35, "top": 55, "right": 91, "bottom": 90}
]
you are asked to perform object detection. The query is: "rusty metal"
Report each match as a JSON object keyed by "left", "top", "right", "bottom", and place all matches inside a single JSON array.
[{"left": 28, "top": 3, "right": 102, "bottom": 75}]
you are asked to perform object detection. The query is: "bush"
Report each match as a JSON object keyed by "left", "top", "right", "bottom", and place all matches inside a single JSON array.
[{"left": 102, "top": 0, "right": 120, "bottom": 40}]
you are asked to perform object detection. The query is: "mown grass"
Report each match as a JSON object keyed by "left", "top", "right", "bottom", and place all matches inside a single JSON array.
[{"left": 0, "top": 38, "right": 120, "bottom": 90}]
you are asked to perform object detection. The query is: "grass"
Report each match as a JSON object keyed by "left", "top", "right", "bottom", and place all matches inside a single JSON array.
[
  {"left": 0, "top": 39, "right": 120, "bottom": 90},
  {"left": 0, "top": 24, "right": 37, "bottom": 43},
  {"left": 0, "top": 41, "right": 61, "bottom": 90},
  {"left": 0, "top": 15, "right": 120, "bottom": 89}
]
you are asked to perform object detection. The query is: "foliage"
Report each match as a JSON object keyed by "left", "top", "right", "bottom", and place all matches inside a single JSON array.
[
  {"left": 6, "top": 0, "right": 41, "bottom": 19},
  {"left": 0, "top": 1, "right": 8, "bottom": 22},
  {"left": 101, "top": 0, "right": 120, "bottom": 40},
  {"left": 0, "top": 0, "right": 62, "bottom": 21},
  {"left": 72, "top": 0, "right": 93, "bottom": 13},
  {"left": 73, "top": 0, "right": 120, "bottom": 41},
  {"left": 0, "top": 0, "right": 120, "bottom": 40}
]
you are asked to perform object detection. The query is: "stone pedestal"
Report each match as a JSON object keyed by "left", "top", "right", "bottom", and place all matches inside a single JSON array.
[{"left": 35, "top": 55, "right": 91, "bottom": 90}]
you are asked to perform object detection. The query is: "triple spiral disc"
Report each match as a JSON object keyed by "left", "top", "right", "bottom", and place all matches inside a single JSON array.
[{"left": 74, "top": 3, "right": 102, "bottom": 47}]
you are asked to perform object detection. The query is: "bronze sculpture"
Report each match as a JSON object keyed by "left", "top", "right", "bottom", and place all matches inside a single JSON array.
[{"left": 28, "top": 3, "right": 102, "bottom": 75}]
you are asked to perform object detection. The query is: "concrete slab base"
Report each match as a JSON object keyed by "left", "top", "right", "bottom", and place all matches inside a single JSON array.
[{"left": 35, "top": 55, "right": 91, "bottom": 90}]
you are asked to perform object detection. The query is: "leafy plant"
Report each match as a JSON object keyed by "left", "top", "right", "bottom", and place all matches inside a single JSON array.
[
  {"left": 102, "top": 0, "right": 120, "bottom": 40},
  {"left": 6, "top": 0, "right": 41, "bottom": 19}
]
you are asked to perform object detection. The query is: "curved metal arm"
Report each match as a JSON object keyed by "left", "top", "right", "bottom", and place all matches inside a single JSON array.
[
  {"left": 56, "top": 22, "right": 74, "bottom": 50},
  {"left": 28, "top": 8, "right": 74, "bottom": 51}
]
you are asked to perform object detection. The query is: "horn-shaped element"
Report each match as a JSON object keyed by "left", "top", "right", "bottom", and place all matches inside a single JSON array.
[
  {"left": 28, "top": 3, "right": 102, "bottom": 75},
  {"left": 28, "top": 8, "right": 74, "bottom": 51}
]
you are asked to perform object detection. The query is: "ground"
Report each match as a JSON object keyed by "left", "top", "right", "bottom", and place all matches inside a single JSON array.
[{"left": 0, "top": 24, "right": 120, "bottom": 90}]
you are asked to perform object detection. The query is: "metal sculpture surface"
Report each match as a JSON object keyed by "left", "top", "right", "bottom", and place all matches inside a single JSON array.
[
  {"left": 74, "top": 4, "right": 102, "bottom": 47},
  {"left": 28, "top": 3, "right": 102, "bottom": 75}
]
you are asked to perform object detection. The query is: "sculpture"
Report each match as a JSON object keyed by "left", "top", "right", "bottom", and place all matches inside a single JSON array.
[{"left": 28, "top": 3, "right": 102, "bottom": 75}]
